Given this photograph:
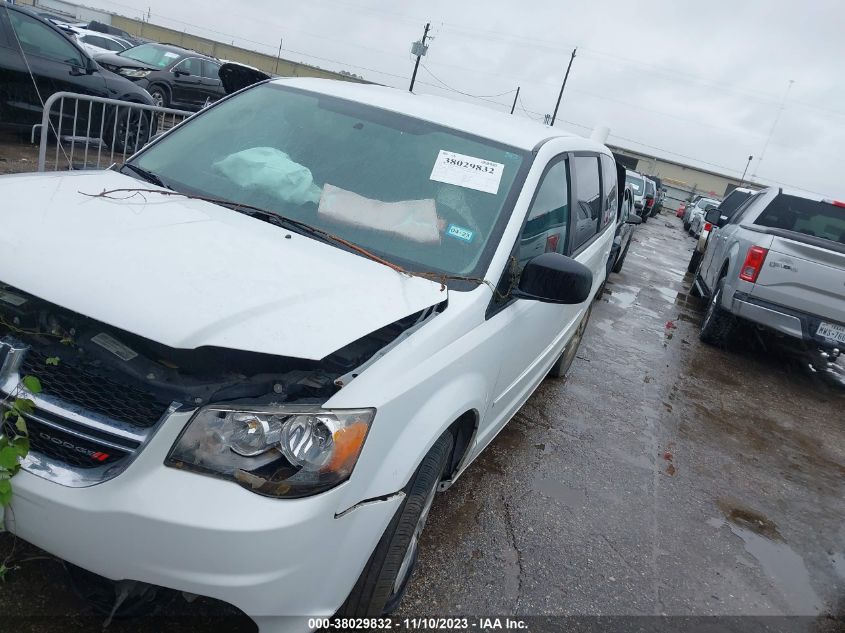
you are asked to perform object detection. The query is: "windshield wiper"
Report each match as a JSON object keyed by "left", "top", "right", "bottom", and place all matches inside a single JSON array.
[
  {"left": 215, "top": 201, "right": 403, "bottom": 267},
  {"left": 119, "top": 163, "right": 171, "bottom": 189}
]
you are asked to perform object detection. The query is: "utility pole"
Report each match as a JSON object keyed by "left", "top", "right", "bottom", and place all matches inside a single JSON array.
[
  {"left": 409, "top": 22, "right": 431, "bottom": 92},
  {"left": 550, "top": 47, "right": 577, "bottom": 127},
  {"left": 739, "top": 155, "right": 753, "bottom": 186},
  {"left": 275, "top": 37, "right": 283, "bottom": 75},
  {"left": 510, "top": 86, "right": 520, "bottom": 115}
]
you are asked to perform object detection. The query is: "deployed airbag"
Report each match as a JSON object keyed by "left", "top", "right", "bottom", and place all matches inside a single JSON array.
[
  {"left": 213, "top": 147, "right": 322, "bottom": 205},
  {"left": 318, "top": 183, "right": 440, "bottom": 244}
]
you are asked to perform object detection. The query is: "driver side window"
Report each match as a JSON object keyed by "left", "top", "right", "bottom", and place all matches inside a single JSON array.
[
  {"left": 515, "top": 158, "right": 569, "bottom": 268},
  {"left": 8, "top": 11, "right": 83, "bottom": 67}
]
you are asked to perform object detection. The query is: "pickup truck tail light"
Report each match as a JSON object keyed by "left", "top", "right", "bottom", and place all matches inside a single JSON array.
[
  {"left": 704, "top": 222, "right": 712, "bottom": 232},
  {"left": 739, "top": 246, "right": 768, "bottom": 282}
]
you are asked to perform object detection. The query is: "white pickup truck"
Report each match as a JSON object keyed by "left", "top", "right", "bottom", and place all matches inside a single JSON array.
[{"left": 694, "top": 187, "right": 845, "bottom": 380}]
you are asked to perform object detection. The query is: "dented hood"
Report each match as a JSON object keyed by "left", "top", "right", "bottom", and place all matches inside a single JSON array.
[{"left": 0, "top": 171, "right": 446, "bottom": 360}]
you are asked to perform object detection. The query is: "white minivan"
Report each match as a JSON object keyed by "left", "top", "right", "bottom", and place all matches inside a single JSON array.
[{"left": 0, "top": 78, "right": 617, "bottom": 631}]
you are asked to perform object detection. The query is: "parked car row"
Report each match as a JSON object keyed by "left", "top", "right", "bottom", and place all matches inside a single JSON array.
[{"left": 624, "top": 169, "right": 664, "bottom": 222}]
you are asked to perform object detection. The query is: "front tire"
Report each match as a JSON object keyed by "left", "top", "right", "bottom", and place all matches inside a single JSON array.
[
  {"left": 148, "top": 85, "right": 169, "bottom": 109},
  {"left": 700, "top": 277, "right": 735, "bottom": 345},
  {"left": 103, "top": 106, "right": 153, "bottom": 155},
  {"left": 548, "top": 307, "right": 592, "bottom": 379},
  {"left": 339, "top": 432, "right": 454, "bottom": 617},
  {"left": 613, "top": 240, "right": 631, "bottom": 273}
]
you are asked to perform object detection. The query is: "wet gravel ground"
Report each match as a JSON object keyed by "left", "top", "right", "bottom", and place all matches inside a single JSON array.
[{"left": 1, "top": 213, "right": 843, "bottom": 631}]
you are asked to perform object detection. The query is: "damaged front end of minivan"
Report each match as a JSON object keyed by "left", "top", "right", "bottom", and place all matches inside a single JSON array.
[{"left": 0, "top": 282, "right": 440, "bottom": 496}]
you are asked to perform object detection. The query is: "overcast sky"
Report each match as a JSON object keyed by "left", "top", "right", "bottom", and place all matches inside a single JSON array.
[{"left": 88, "top": 0, "right": 845, "bottom": 198}]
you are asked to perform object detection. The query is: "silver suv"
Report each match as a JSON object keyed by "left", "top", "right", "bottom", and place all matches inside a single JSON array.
[{"left": 694, "top": 188, "right": 845, "bottom": 375}]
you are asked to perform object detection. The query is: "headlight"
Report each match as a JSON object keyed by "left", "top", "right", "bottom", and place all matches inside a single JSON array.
[
  {"left": 119, "top": 68, "right": 152, "bottom": 78},
  {"left": 165, "top": 406, "right": 375, "bottom": 498}
]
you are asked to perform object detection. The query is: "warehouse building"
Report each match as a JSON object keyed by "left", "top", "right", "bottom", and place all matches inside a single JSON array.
[{"left": 609, "top": 144, "right": 762, "bottom": 211}]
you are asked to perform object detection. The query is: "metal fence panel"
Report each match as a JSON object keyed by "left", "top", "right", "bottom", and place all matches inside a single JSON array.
[{"left": 35, "top": 92, "right": 193, "bottom": 172}]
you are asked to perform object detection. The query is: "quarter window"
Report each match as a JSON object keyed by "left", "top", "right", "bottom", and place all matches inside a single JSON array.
[
  {"left": 516, "top": 159, "right": 569, "bottom": 267},
  {"left": 202, "top": 60, "right": 221, "bottom": 79},
  {"left": 572, "top": 156, "right": 602, "bottom": 250}
]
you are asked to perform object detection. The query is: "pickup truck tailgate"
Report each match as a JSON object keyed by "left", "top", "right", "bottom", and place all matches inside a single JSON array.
[{"left": 751, "top": 236, "right": 845, "bottom": 324}]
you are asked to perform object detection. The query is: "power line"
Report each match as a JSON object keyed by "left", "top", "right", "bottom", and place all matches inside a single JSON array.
[{"left": 420, "top": 65, "right": 516, "bottom": 100}]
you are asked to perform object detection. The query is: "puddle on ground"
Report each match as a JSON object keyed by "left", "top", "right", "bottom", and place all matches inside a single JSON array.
[
  {"left": 655, "top": 286, "right": 679, "bottom": 304},
  {"left": 604, "top": 286, "right": 638, "bottom": 310},
  {"left": 709, "top": 504, "right": 823, "bottom": 614},
  {"left": 533, "top": 476, "right": 586, "bottom": 507},
  {"left": 716, "top": 501, "right": 783, "bottom": 540}
]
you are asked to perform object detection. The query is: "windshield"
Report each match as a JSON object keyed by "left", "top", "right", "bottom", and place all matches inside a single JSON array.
[
  {"left": 120, "top": 43, "right": 182, "bottom": 68},
  {"left": 755, "top": 195, "right": 845, "bottom": 245},
  {"left": 626, "top": 174, "right": 644, "bottom": 193},
  {"left": 131, "top": 83, "right": 527, "bottom": 278}
]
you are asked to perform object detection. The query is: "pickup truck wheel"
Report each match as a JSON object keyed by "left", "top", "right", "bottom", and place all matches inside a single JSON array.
[
  {"left": 339, "top": 432, "right": 453, "bottom": 617},
  {"left": 612, "top": 240, "right": 631, "bottom": 273},
  {"left": 687, "top": 250, "right": 703, "bottom": 273},
  {"left": 548, "top": 307, "right": 592, "bottom": 379},
  {"left": 699, "top": 277, "right": 735, "bottom": 345}
]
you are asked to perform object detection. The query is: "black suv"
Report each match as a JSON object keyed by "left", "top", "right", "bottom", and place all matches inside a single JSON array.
[
  {"left": 95, "top": 43, "right": 224, "bottom": 112},
  {"left": 0, "top": 3, "right": 154, "bottom": 148}
]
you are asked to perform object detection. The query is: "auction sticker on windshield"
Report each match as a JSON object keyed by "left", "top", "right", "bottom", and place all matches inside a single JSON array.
[{"left": 430, "top": 150, "right": 504, "bottom": 195}]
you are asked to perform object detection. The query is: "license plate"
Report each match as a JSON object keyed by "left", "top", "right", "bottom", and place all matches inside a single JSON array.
[{"left": 817, "top": 321, "right": 845, "bottom": 344}]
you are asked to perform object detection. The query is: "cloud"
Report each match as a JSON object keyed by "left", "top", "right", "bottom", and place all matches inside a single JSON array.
[{"left": 88, "top": 0, "right": 845, "bottom": 197}]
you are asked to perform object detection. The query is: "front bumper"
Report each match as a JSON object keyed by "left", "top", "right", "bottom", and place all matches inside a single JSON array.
[
  {"left": 732, "top": 293, "right": 844, "bottom": 349},
  {"left": 7, "top": 414, "right": 402, "bottom": 627}
]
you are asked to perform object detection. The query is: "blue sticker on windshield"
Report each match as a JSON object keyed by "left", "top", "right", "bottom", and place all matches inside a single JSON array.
[{"left": 446, "top": 224, "right": 474, "bottom": 243}]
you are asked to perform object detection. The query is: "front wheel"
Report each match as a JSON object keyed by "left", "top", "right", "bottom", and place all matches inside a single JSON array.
[
  {"left": 103, "top": 106, "right": 154, "bottom": 155},
  {"left": 339, "top": 432, "right": 454, "bottom": 616},
  {"left": 548, "top": 307, "right": 592, "bottom": 379},
  {"left": 148, "top": 85, "right": 169, "bottom": 109},
  {"left": 613, "top": 240, "right": 631, "bottom": 273}
]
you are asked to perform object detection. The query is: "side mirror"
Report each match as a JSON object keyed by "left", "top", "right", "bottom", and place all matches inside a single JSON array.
[
  {"left": 173, "top": 68, "right": 187, "bottom": 77},
  {"left": 513, "top": 253, "right": 593, "bottom": 304},
  {"left": 704, "top": 208, "right": 720, "bottom": 225},
  {"left": 626, "top": 215, "right": 642, "bottom": 225}
]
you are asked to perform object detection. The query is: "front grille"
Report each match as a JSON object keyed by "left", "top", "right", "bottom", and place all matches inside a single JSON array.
[
  {"left": 20, "top": 349, "right": 170, "bottom": 428},
  {"left": 2, "top": 414, "right": 130, "bottom": 469}
]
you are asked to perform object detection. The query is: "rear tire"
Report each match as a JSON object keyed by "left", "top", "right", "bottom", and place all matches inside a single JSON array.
[
  {"left": 548, "top": 307, "right": 592, "bottom": 379},
  {"left": 613, "top": 240, "right": 631, "bottom": 273},
  {"left": 700, "top": 277, "right": 735, "bottom": 346},
  {"left": 687, "top": 250, "right": 703, "bottom": 274},
  {"left": 338, "top": 432, "right": 454, "bottom": 617}
]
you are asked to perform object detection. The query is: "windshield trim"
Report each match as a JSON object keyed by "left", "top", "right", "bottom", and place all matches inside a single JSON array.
[{"left": 127, "top": 82, "right": 536, "bottom": 290}]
